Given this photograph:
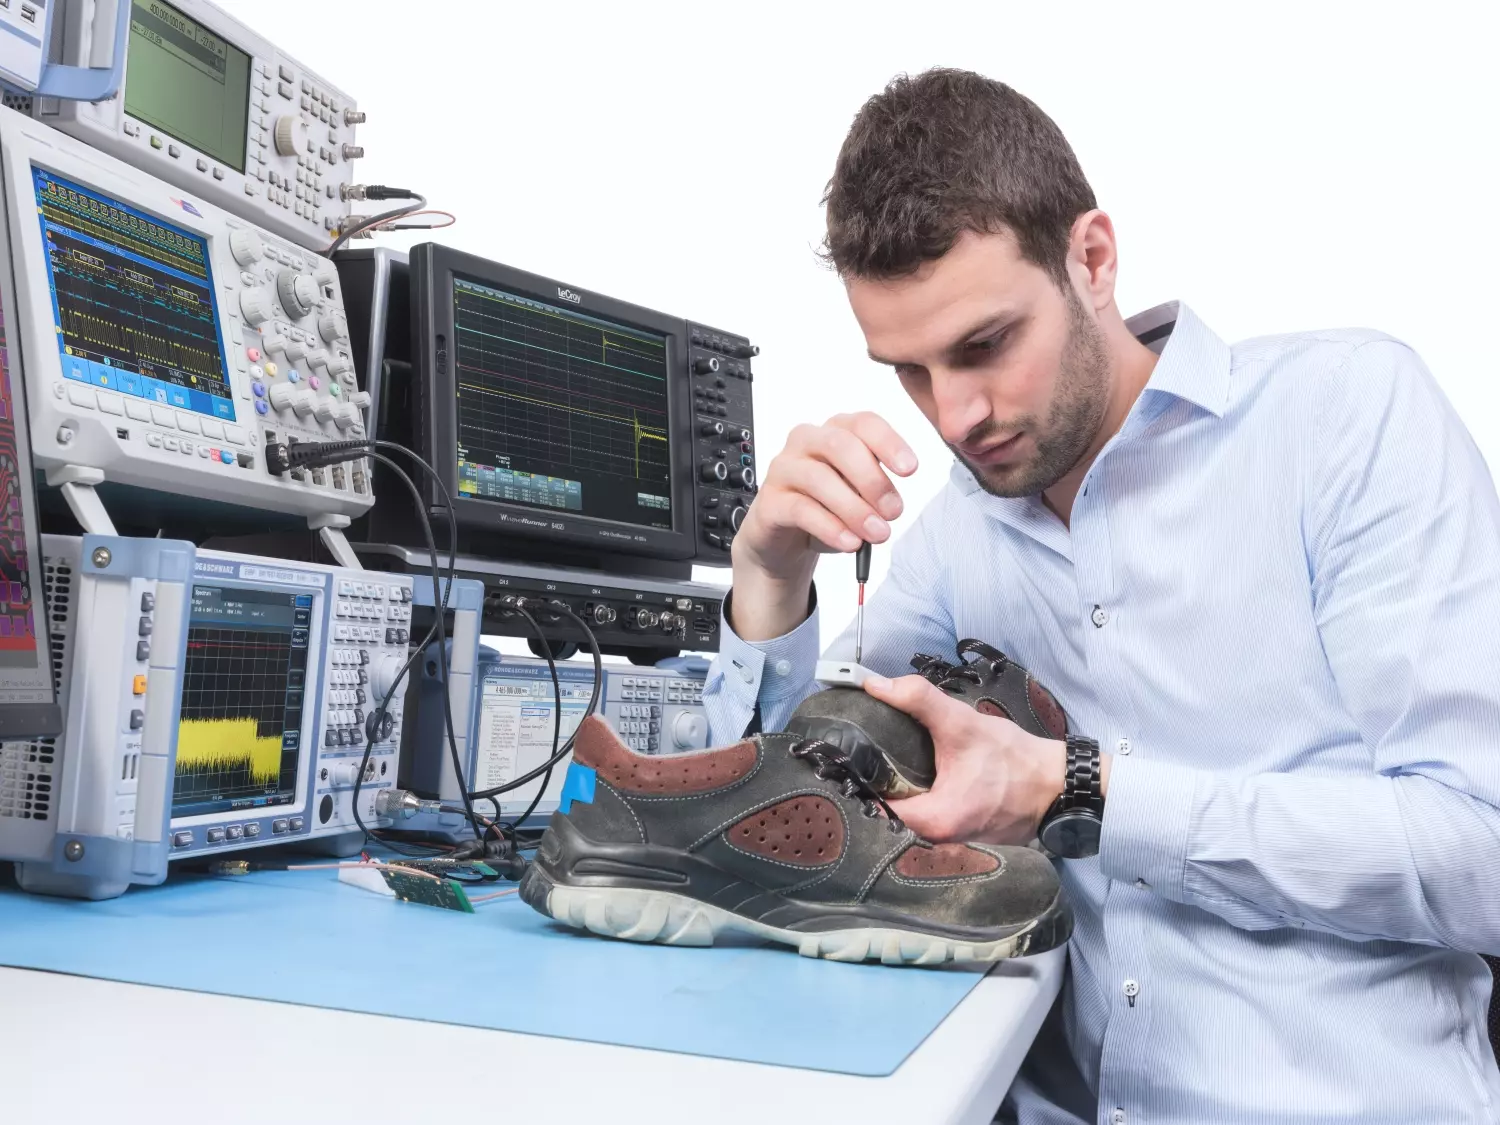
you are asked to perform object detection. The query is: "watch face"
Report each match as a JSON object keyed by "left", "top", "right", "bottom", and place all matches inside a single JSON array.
[{"left": 1039, "top": 807, "right": 1102, "bottom": 859}]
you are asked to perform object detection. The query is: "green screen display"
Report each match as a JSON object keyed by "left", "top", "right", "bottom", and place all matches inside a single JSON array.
[{"left": 123, "top": 0, "right": 251, "bottom": 174}]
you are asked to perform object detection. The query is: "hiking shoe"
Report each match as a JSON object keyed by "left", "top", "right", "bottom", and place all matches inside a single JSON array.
[
  {"left": 519, "top": 716, "right": 1071, "bottom": 965},
  {"left": 786, "top": 639, "right": 1070, "bottom": 798}
]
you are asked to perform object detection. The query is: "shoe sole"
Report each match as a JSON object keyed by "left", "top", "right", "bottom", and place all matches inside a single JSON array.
[{"left": 519, "top": 840, "right": 1070, "bottom": 967}]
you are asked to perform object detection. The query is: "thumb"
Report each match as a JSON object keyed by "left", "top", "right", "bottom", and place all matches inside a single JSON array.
[
  {"left": 863, "top": 672, "right": 951, "bottom": 730},
  {"left": 885, "top": 791, "right": 952, "bottom": 842}
]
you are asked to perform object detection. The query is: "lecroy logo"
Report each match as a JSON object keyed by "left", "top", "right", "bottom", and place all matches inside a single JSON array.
[{"left": 557, "top": 287, "right": 583, "bottom": 304}]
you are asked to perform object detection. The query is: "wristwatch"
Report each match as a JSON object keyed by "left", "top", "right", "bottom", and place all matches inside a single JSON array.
[{"left": 1037, "top": 735, "right": 1104, "bottom": 859}]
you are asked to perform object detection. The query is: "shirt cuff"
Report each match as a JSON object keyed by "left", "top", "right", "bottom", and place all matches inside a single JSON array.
[
  {"left": 1097, "top": 755, "right": 1199, "bottom": 901},
  {"left": 714, "top": 585, "right": 823, "bottom": 706}
]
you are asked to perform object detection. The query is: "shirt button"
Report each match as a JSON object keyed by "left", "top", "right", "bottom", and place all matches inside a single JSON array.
[
  {"left": 1112, "top": 1111, "right": 1127, "bottom": 1125},
  {"left": 737, "top": 664, "right": 755, "bottom": 684},
  {"left": 774, "top": 659, "right": 791, "bottom": 676},
  {"left": 1123, "top": 979, "right": 1140, "bottom": 999},
  {"left": 1117, "top": 737, "right": 1132, "bottom": 756},
  {"left": 1091, "top": 605, "right": 1109, "bottom": 628}
]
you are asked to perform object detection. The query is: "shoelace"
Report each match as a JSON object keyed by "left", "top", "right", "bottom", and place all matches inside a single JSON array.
[
  {"left": 911, "top": 638, "right": 1008, "bottom": 693},
  {"left": 788, "top": 737, "right": 906, "bottom": 833}
]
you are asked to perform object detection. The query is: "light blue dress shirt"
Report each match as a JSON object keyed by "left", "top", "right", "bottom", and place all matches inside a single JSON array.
[{"left": 703, "top": 301, "right": 1500, "bottom": 1124}]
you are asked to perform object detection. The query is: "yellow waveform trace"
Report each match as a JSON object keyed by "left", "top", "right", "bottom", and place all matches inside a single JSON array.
[{"left": 176, "top": 717, "right": 282, "bottom": 785}]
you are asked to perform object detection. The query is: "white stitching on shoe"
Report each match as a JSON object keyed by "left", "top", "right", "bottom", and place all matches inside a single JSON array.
[
  {"left": 856, "top": 828, "right": 917, "bottom": 902},
  {"left": 594, "top": 778, "right": 647, "bottom": 843}
]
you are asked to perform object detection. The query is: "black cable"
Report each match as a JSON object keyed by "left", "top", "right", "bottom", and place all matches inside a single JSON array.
[
  {"left": 348, "top": 450, "right": 472, "bottom": 848},
  {"left": 322, "top": 190, "right": 426, "bottom": 257},
  {"left": 465, "top": 598, "right": 604, "bottom": 802}
]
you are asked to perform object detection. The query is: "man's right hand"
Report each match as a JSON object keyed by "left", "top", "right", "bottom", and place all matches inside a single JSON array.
[{"left": 729, "top": 412, "right": 918, "bottom": 641}]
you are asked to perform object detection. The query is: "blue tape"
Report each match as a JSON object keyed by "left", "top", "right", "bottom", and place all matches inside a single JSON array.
[{"left": 556, "top": 763, "right": 596, "bottom": 814}]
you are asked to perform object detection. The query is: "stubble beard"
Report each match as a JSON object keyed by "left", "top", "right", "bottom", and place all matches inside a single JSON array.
[{"left": 952, "top": 291, "right": 1111, "bottom": 499}]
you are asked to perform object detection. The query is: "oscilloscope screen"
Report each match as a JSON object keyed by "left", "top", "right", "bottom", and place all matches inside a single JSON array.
[
  {"left": 451, "top": 275, "right": 673, "bottom": 530},
  {"left": 173, "top": 585, "right": 312, "bottom": 819},
  {"left": 33, "top": 167, "right": 236, "bottom": 422}
]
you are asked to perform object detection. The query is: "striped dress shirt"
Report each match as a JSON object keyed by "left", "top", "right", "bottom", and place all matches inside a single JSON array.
[{"left": 703, "top": 301, "right": 1500, "bottom": 1124}]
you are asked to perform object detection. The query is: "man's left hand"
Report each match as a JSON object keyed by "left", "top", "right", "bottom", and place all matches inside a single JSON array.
[{"left": 862, "top": 672, "right": 1074, "bottom": 845}]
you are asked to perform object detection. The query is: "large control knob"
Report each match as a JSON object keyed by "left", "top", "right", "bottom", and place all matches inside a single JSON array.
[
  {"left": 370, "top": 653, "right": 405, "bottom": 700},
  {"left": 229, "top": 228, "right": 264, "bottom": 266},
  {"left": 700, "top": 461, "right": 728, "bottom": 483},
  {"left": 737, "top": 466, "right": 756, "bottom": 489},
  {"left": 325, "top": 354, "right": 353, "bottom": 376},
  {"left": 313, "top": 258, "right": 339, "bottom": 286},
  {"left": 276, "top": 269, "right": 317, "bottom": 319},
  {"left": 330, "top": 762, "right": 360, "bottom": 788},
  {"left": 692, "top": 356, "right": 720, "bottom": 375},
  {"left": 700, "top": 421, "right": 725, "bottom": 437},
  {"left": 335, "top": 403, "right": 359, "bottom": 430},
  {"left": 349, "top": 390, "right": 372, "bottom": 409},
  {"left": 268, "top": 384, "right": 295, "bottom": 412},
  {"left": 239, "top": 287, "right": 273, "bottom": 326},
  {"left": 284, "top": 338, "right": 308, "bottom": 362},
  {"left": 315, "top": 399, "right": 337, "bottom": 424},
  {"left": 273, "top": 115, "right": 307, "bottom": 158},
  {"left": 292, "top": 390, "right": 317, "bottom": 417},
  {"left": 672, "top": 712, "right": 709, "bottom": 751},
  {"left": 729, "top": 505, "right": 748, "bottom": 532},
  {"left": 318, "top": 311, "right": 348, "bottom": 343}
]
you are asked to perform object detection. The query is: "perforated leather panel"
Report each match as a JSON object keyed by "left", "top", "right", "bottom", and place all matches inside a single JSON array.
[
  {"left": 572, "top": 716, "right": 756, "bottom": 795},
  {"left": 894, "top": 843, "right": 1000, "bottom": 879},
  {"left": 727, "top": 796, "right": 844, "bottom": 866}
]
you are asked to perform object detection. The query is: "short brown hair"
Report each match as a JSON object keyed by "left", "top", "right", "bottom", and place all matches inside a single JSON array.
[{"left": 821, "top": 68, "right": 1096, "bottom": 284}]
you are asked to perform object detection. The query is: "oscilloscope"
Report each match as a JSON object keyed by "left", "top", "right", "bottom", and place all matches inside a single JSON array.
[
  {"left": 0, "top": 533, "right": 486, "bottom": 899},
  {"left": 394, "top": 648, "right": 710, "bottom": 841},
  {"left": 0, "top": 107, "right": 373, "bottom": 550},
  {"left": 362, "top": 243, "right": 758, "bottom": 570},
  {"left": 32, "top": 0, "right": 363, "bottom": 251}
]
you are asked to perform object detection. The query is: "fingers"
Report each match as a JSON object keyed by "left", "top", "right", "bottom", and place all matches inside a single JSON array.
[
  {"left": 884, "top": 792, "right": 955, "bottom": 842},
  {"left": 862, "top": 673, "right": 953, "bottom": 729},
  {"left": 829, "top": 413, "right": 919, "bottom": 478}
]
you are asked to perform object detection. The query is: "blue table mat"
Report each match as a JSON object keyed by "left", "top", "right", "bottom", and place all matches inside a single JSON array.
[{"left": 0, "top": 867, "right": 985, "bottom": 1076}]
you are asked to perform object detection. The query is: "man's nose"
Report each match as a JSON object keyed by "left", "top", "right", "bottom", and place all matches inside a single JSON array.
[{"left": 931, "top": 371, "right": 992, "bottom": 446}]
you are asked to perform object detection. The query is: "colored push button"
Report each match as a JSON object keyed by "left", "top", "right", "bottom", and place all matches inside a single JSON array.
[
  {"left": 255, "top": 400, "right": 269, "bottom": 415},
  {"left": 309, "top": 375, "right": 321, "bottom": 390},
  {"left": 329, "top": 383, "right": 340, "bottom": 397},
  {"left": 132, "top": 674, "right": 147, "bottom": 695},
  {"left": 220, "top": 450, "right": 234, "bottom": 465},
  {"left": 252, "top": 382, "right": 266, "bottom": 397},
  {"left": 287, "top": 369, "right": 300, "bottom": 383},
  {"left": 264, "top": 361, "right": 279, "bottom": 378},
  {"left": 246, "top": 347, "right": 262, "bottom": 363}
]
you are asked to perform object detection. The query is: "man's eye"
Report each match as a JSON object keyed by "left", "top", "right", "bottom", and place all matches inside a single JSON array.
[{"left": 966, "top": 333, "right": 1005, "bottom": 355}]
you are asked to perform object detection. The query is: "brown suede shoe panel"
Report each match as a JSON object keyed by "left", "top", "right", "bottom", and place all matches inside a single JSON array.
[
  {"left": 976, "top": 698, "right": 1014, "bottom": 721},
  {"left": 726, "top": 795, "right": 844, "bottom": 866},
  {"left": 1027, "top": 678, "right": 1068, "bottom": 739},
  {"left": 572, "top": 715, "right": 757, "bottom": 794},
  {"left": 893, "top": 843, "right": 1001, "bottom": 879}
]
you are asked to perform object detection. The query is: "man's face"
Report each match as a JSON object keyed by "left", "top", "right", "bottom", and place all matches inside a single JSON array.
[{"left": 848, "top": 230, "right": 1110, "bottom": 498}]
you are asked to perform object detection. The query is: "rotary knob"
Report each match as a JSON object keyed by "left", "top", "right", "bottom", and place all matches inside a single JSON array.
[
  {"left": 315, "top": 399, "right": 337, "bottom": 424},
  {"left": 292, "top": 390, "right": 317, "bottom": 416},
  {"left": 276, "top": 269, "right": 317, "bottom": 318},
  {"left": 700, "top": 421, "right": 724, "bottom": 437},
  {"left": 349, "top": 391, "right": 372, "bottom": 409},
  {"left": 229, "top": 228, "right": 264, "bottom": 266},
  {"left": 729, "top": 505, "right": 748, "bottom": 531},
  {"left": 284, "top": 338, "right": 308, "bottom": 362},
  {"left": 318, "top": 311, "right": 347, "bottom": 343},
  {"left": 692, "top": 357, "right": 720, "bottom": 375},
  {"left": 672, "top": 712, "right": 709, "bottom": 751},
  {"left": 273, "top": 115, "right": 306, "bottom": 158},
  {"left": 700, "top": 461, "right": 728, "bottom": 483},
  {"left": 312, "top": 258, "right": 339, "bottom": 286},
  {"left": 331, "top": 762, "right": 360, "bottom": 788},
  {"left": 325, "top": 354, "right": 353, "bottom": 376},
  {"left": 738, "top": 466, "right": 756, "bottom": 489},
  {"left": 370, "top": 653, "right": 404, "bottom": 700},
  {"left": 239, "top": 287, "right": 273, "bottom": 326},
  {"left": 334, "top": 403, "right": 359, "bottom": 430},
  {"left": 268, "top": 384, "right": 295, "bottom": 412}
]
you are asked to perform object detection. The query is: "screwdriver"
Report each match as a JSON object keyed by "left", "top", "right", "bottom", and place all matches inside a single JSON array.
[{"left": 854, "top": 541, "right": 872, "bottom": 664}]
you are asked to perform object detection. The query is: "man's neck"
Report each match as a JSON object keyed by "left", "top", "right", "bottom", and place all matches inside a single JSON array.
[{"left": 1041, "top": 318, "right": 1161, "bottom": 527}]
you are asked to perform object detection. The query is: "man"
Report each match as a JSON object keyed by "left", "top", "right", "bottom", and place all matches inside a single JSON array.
[{"left": 702, "top": 67, "right": 1500, "bottom": 1123}]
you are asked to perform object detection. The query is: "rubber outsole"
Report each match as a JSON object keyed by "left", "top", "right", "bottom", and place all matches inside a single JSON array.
[{"left": 519, "top": 861, "right": 1069, "bottom": 966}]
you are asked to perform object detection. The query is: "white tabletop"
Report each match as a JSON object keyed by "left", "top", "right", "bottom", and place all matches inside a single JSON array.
[{"left": 0, "top": 946, "right": 1063, "bottom": 1125}]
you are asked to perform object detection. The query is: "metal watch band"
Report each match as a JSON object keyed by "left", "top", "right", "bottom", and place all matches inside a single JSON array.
[{"left": 1060, "top": 735, "right": 1103, "bottom": 814}]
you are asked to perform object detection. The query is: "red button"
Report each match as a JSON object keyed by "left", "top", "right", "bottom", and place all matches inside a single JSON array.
[{"left": 246, "top": 347, "right": 261, "bottom": 362}]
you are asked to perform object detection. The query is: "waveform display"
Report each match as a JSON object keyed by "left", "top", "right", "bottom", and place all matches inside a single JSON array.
[
  {"left": 452, "top": 276, "right": 673, "bottom": 530},
  {"left": 176, "top": 717, "right": 283, "bottom": 787},
  {"left": 33, "top": 168, "right": 231, "bottom": 413}
]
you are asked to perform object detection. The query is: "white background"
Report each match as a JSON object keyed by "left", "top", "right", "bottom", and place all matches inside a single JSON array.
[{"left": 219, "top": 0, "right": 1500, "bottom": 651}]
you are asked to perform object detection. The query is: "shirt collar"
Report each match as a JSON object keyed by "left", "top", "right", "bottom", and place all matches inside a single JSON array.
[{"left": 1128, "top": 300, "right": 1232, "bottom": 419}]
